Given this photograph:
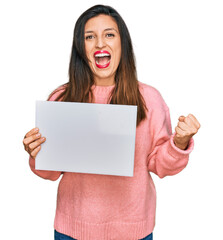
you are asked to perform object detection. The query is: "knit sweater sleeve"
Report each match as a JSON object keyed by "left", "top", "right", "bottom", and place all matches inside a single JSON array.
[
  {"left": 28, "top": 86, "right": 65, "bottom": 181},
  {"left": 145, "top": 87, "right": 194, "bottom": 178}
]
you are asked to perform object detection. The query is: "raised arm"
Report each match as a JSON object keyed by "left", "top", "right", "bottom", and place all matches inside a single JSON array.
[{"left": 146, "top": 99, "right": 200, "bottom": 178}]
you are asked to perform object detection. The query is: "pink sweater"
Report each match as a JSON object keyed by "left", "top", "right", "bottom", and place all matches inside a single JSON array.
[{"left": 29, "top": 81, "right": 194, "bottom": 240}]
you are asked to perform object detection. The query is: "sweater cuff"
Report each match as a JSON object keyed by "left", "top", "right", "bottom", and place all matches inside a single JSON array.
[
  {"left": 168, "top": 133, "right": 194, "bottom": 159},
  {"left": 29, "top": 156, "right": 35, "bottom": 169}
]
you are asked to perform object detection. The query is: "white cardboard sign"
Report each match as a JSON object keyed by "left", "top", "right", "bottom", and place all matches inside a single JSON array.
[{"left": 35, "top": 101, "right": 137, "bottom": 177}]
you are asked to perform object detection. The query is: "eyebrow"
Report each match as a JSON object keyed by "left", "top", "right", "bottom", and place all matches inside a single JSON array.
[
  {"left": 85, "top": 28, "right": 119, "bottom": 34},
  {"left": 104, "top": 28, "right": 119, "bottom": 33}
]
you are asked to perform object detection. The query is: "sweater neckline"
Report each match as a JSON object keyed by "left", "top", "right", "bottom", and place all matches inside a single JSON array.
[{"left": 91, "top": 84, "right": 115, "bottom": 97}]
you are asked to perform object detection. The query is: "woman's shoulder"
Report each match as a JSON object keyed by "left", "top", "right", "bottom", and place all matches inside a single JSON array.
[
  {"left": 48, "top": 84, "right": 67, "bottom": 101},
  {"left": 138, "top": 81, "right": 169, "bottom": 111},
  {"left": 138, "top": 81, "right": 163, "bottom": 100}
]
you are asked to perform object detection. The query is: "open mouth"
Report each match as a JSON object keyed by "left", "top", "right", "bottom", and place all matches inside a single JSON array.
[{"left": 94, "top": 50, "right": 111, "bottom": 68}]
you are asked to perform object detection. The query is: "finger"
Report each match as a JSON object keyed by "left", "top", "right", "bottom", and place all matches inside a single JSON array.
[
  {"left": 30, "top": 145, "right": 41, "bottom": 159},
  {"left": 24, "top": 127, "right": 39, "bottom": 139},
  {"left": 184, "top": 116, "right": 199, "bottom": 132},
  {"left": 187, "top": 114, "right": 201, "bottom": 129},
  {"left": 181, "top": 114, "right": 199, "bottom": 130},
  {"left": 28, "top": 137, "right": 46, "bottom": 152},
  {"left": 177, "top": 121, "right": 188, "bottom": 131},
  {"left": 183, "top": 116, "right": 194, "bottom": 127},
  {"left": 178, "top": 116, "right": 185, "bottom": 122},
  {"left": 23, "top": 132, "right": 42, "bottom": 147},
  {"left": 175, "top": 126, "right": 186, "bottom": 138},
  {"left": 178, "top": 120, "right": 198, "bottom": 135}
]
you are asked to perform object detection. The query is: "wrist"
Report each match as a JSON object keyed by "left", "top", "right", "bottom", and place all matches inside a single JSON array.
[
  {"left": 174, "top": 141, "right": 188, "bottom": 150},
  {"left": 173, "top": 136, "right": 189, "bottom": 150}
]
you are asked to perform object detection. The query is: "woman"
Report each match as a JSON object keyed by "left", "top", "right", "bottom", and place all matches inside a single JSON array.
[{"left": 23, "top": 5, "right": 200, "bottom": 240}]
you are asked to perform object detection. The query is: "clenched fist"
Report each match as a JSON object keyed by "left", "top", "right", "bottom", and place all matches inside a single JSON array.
[{"left": 174, "top": 114, "right": 200, "bottom": 150}]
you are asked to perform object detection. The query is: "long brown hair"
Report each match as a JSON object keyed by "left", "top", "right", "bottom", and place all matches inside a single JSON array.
[{"left": 49, "top": 5, "right": 148, "bottom": 126}]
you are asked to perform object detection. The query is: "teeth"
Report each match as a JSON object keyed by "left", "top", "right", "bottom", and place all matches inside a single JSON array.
[{"left": 95, "top": 53, "right": 110, "bottom": 57}]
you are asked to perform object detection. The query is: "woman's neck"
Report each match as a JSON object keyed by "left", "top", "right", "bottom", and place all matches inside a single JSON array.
[{"left": 94, "top": 77, "right": 115, "bottom": 86}]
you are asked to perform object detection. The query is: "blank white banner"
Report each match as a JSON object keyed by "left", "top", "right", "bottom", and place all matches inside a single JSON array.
[{"left": 35, "top": 101, "right": 137, "bottom": 176}]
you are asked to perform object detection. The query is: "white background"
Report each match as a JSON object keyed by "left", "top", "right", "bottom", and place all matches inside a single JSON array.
[{"left": 0, "top": 0, "right": 222, "bottom": 239}]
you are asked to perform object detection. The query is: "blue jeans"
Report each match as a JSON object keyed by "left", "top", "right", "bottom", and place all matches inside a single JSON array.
[{"left": 54, "top": 230, "right": 153, "bottom": 240}]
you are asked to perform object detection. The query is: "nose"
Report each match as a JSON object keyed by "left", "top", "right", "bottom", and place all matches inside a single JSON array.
[{"left": 96, "top": 36, "right": 106, "bottom": 49}]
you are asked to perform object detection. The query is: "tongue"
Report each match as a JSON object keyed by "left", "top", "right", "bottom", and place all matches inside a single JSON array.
[{"left": 97, "top": 56, "right": 110, "bottom": 65}]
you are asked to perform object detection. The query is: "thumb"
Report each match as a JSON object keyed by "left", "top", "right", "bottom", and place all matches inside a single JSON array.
[{"left": 178, "top": 115, "right": 185, "bottom": 122}]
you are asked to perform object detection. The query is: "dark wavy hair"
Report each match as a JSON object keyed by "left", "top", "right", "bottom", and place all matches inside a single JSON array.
[{"left": 49, "top": 4, "right": 148, "bottom": 126}]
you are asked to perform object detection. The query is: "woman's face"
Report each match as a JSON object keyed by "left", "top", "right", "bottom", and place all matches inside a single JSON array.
[{"left": 84, "top": 14, "right": 121, "bottom": 86}]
